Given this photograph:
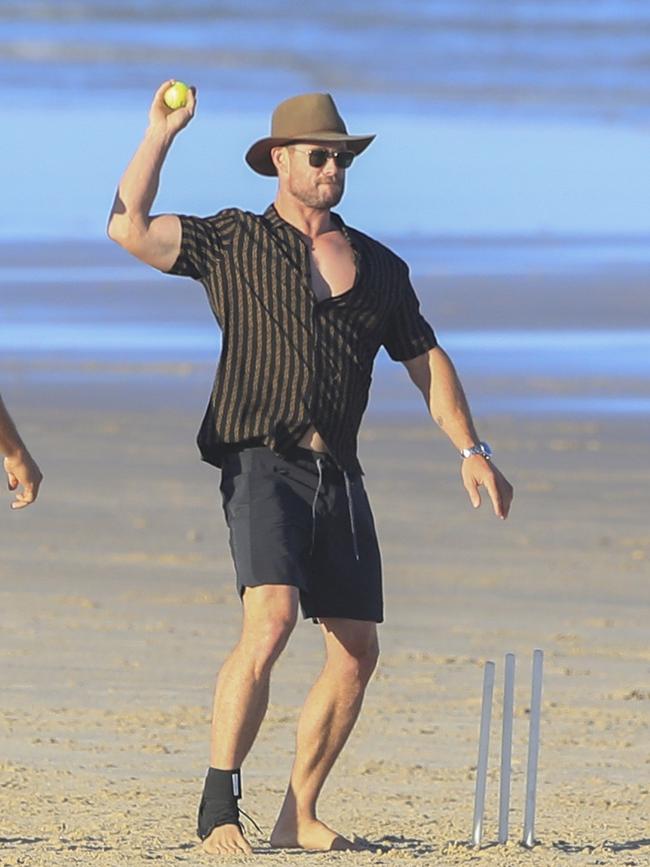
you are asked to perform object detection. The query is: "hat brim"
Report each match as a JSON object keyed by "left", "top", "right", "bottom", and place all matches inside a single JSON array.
[{"left": 245, "top": 132, "right": 375, "bottom": 176}]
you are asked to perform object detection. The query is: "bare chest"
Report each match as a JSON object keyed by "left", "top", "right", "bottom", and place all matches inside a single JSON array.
[{"left": 308, "top": 233, "right": 357, "bottom": 303}]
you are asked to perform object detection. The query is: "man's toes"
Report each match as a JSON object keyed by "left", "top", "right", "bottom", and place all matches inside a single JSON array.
[
  {"left": 234, "top": 836, "right": 252, "bottom": 855},
  {"left": 201, "top": 827, "right": 253, "bottom": 856}
]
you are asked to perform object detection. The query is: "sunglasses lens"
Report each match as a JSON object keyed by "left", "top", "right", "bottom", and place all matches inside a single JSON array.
[
  {"left": 306, "top": 149, "right": 355, "bottom": 169},
  {"left": 308, "top": 149, "right": 328, "bottom": 168}
]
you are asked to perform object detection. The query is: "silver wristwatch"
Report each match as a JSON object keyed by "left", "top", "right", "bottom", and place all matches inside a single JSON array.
[{"left": 460, "top": 441, "right": 492, "bottom": 460}]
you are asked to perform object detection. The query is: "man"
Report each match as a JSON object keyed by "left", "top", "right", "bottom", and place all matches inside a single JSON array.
[
  {"left": 1, "top": 394, "right": 42, "bottom": 509},
  {"left": 107, "top": 83, "right": 513, "bottom": 855}
]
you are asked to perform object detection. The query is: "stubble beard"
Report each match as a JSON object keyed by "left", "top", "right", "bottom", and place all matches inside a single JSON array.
[{"left": 290, "top": 176, "right": 345, "bottom": 210}]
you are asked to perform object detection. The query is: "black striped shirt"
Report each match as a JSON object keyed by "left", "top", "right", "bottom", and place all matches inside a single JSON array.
[{"left": 167, "top": 204, "right": 437, "bottom": 474}]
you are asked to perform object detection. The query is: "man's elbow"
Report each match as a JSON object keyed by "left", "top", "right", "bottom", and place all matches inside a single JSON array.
[
  {"left": 106, "top": 215, "right": 143, "bottom": 255},
  {"left": 107, "top": 213, "right": 127, "bottom": 246},
  {"left": 106, "top": 215, "right": 121, "bottom": 245}
]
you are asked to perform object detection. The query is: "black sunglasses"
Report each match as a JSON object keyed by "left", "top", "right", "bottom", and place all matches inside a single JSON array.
[{"left": 290, "top": 146, "right": 355, "bottom": 169}]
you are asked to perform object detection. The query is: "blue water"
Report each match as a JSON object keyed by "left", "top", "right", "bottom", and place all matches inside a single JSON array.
[
  {"left": 7, "top": 107, "right": 650, "bottom": 242},
  {"left": 2, "top": 2, "right": 649, "bottom": 417},
  {"left": 3, "top": 318, "right": 649, "bottom": 416},
  {"left": 4, "top": 1, "right": 650, "bottom": 240},
  {"left": 3, "top": 322, "right": 650, "bottom": 378},
  {"left": 378, "top": 394, "right": 650, "bottom": 418},
  {"left": 6, "top": 1, "right": 650, "bottom": 121}
]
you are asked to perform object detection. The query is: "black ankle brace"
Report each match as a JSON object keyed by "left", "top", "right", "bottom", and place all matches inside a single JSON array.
[{"left": 197, "top": 767, "right": 242, "bottom": 841}]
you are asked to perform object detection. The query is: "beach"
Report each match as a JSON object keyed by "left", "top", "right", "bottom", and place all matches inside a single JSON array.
[
  {"left": 2, "top": 241, "right": 649, "bottom": 866},
  {"left": 3, "top": 2, "right": 650, "bottom": 862}
]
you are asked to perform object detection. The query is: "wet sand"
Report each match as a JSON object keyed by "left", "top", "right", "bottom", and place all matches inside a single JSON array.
[{"left": 1, "top": 248, "right": 649, "bottom": 865}]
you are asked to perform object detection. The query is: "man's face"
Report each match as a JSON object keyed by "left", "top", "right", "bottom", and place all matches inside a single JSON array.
[{"left": 278, "top": 141, "right": 350, "bottom": 209}]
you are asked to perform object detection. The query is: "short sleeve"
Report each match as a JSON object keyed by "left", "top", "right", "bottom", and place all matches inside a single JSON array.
[
  {"left": 382, "top": 266, "right": 437, "bottom": 361},
  {"left": 165, "top": 210, "right": 239, "bottom": 280}
]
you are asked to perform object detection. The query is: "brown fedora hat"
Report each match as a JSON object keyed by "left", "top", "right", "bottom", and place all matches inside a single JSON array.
[{"left": 245, "top": 92, "right": 375, "bottom": 176}]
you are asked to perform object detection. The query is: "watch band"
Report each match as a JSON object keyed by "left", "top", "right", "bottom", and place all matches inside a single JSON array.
[{"left": 460, "top": 441, "right": 492, "bottom": 460}]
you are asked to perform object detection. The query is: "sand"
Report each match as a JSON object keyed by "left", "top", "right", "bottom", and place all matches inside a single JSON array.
[{"left": 2, "top": 249, "right": 649, "bottom": 865}]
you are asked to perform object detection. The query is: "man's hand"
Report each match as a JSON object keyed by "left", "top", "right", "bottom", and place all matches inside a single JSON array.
[
  {"left": 148, "top": 79, "right": 197, "bottom": 137},
  {"left": 461, "top": 457, "right": 513, "bottom": 520},
  {"left": 4, "top": 449, "right": 42, "bottom": 510}
]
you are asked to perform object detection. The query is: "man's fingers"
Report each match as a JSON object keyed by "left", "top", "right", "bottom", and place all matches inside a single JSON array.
[
  {"left": 153, "top": 79, "right": 175, "bottom": 102},
  {"left": 500, "top": 480, "right": 514, "bottom": 519},
  {"left": 4, "top": 453, "right": 42, "bottom": 507},
  {"left": 462, "top": 460, "right": 513, "bottom": 519},
  {"left": 485, "top": 476, "right": 504, "bottom": 519},
  {"left": 10, "top": 486, "right": 35, "bottom": 510},
  {"left": 489, "top": 471, "right": 514, "bottom": 520},
  {"left": 465, "top": 477, "right": 481, "bottom": 509}
]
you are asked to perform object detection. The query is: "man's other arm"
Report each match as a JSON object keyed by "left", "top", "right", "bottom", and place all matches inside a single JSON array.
[{"left": 403, "top": 346, "right": 514, "bottom": 519}]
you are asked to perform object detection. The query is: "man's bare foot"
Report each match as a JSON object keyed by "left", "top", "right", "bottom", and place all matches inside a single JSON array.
[
  {"left": 270, "top": 817, "right": 369, "bottom": 851},
  {"left": 201, "top": 823, "right": 253, "bottom": 855}
]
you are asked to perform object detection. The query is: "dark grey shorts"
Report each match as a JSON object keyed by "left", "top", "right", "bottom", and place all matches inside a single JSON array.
[{"left": 219, "top": 445, "right": 383, "bottom": 623}]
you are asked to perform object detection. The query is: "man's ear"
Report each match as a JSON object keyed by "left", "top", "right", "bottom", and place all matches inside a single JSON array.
[{"left": 271, "top": 145, "right": 287, "bottom": 175}]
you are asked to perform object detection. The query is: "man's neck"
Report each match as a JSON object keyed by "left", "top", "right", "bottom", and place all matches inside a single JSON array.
[{"left": 273, "top": 194, "right": 335, "bottom": 241}]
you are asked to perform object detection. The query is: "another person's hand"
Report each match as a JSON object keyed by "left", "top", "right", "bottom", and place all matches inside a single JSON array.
[
  {"left": 461, "top": 457, "right": 513, "bottom": 520},
  {"left": 148, "top": 79, "right": 197, "bottom": 137},
  {"left": 4, "top": 448, "right": 42, "bottom": 510}
]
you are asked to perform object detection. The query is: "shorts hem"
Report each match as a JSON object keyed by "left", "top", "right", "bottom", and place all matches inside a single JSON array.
[
  {"left": 238, "top": 578, "right": 309, "bottom": 597},
  {"left": 302, "top": 610, "right": 384, "bottom": 624}
]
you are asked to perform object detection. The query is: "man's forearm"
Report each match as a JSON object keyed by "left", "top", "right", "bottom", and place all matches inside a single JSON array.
[
  {"left": 0, "top": 396, "right": 27, "bottom": 458},
  {"left": 405, "top": 346, "right": 481, "bottom": 451},
  {"left": 107, "top": 125, "right": 173, "bottom": 244},
  {"left": 404, "top": 346, "right": 513, "bottom": 519}
]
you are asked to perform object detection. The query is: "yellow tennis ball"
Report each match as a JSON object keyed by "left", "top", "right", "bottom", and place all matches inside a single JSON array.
[{"left": 163, "top": 81, "right": 189, "bottom": 110}]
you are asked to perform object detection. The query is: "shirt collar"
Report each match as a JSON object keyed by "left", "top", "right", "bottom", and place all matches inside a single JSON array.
[{"left": 264, "top": 204, "right": 354, "bottom": 247}]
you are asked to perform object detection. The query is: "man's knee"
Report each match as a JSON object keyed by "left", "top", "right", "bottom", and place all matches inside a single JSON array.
[
  {"left": 239, "top": 584, "right": 299, "bottom": 674},
  {"left": 350, "top": 637, "right": 380, "bottom": 683},
  {"left": 324, "top": 622, "right": 380, "bottom": 684}
]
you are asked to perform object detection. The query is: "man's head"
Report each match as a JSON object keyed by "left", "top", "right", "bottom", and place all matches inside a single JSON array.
[
  {"left": 245, "top": 93, "right": 375, "bottom": 183},
  {"left": 269, "top": 141, "right": 355, "bottom": 210}
]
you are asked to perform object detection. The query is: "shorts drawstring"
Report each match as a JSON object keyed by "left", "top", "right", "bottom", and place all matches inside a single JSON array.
[
  {"left": 309, "top": 457, "right": 360, "bottom": 562},
  {"left": 344, "top": 472, "right": 360, "bottom": 562},
  {"left": 310, "top": 456, "right": 325, "bottom": 556}
]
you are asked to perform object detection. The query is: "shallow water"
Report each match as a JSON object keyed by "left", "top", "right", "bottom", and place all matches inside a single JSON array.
[
  {"left": 2, "top": 2, "right": 649, "bottom": 418},
  {"left": 5, "top": 1, "right": 650, "bottom": 119},
  {"left": 3, "top": 321, "right": 650, "bottom": 376},
  {"left": 4, "top": 2, "right": 650, "bottom": 240},
  {"left": 3, "top": 315, "right": 649, "bottom": 417}
]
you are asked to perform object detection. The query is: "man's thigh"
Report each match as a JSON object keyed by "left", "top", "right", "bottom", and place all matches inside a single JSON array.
[{"left": 220, "top": 448, "right": 314, "bottom": 598}]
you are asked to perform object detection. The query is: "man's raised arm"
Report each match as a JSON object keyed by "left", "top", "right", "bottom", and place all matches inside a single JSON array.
[
  {"left": 403, "top": 346, "right": 514, "bottom": 519},
  {"left": 107, "top": 80, "right": 196, "bottom": 272}
]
